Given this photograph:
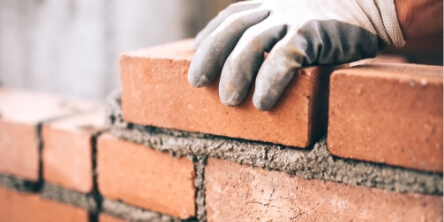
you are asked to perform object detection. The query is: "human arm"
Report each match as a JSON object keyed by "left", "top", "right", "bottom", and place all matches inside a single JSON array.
[{"left": 395, "top": 0, "right": 443, "bottom": 40}]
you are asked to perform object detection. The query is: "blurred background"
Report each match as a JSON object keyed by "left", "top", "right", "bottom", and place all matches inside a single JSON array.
[
  {"left": 0, "top": 0, "right": 236, "bottom": 101},
  {"left": 0, "top": 0, "right": 442, "bottom": 101}
]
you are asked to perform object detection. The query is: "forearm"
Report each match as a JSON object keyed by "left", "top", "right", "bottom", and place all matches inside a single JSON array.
[{"left": 395, "top": 0, "right": 443, "bottom": 40}]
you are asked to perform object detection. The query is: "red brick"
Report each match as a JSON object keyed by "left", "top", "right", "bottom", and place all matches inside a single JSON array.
[
  {"left": 42, "top": 108, "right": 106, "bottom": 193},
  {"left": 328, "top": 63, "right": 443, "bottom": 172},
  {"left": 99, "top": 214, "right": 126, "bottom": 222},
  {"left": 97, "top": 134, "right": 196, "bottom": 219},
  {"left": 0, "top": 186, "right": 89, "bottom": 222},
  {"left": 120, "top": 39, "right": 332, "bottom": 147},
  {"left": 0, "top": 121, "right": 39, "bottom": 181},
  {"left": 205, "top": 158, "right": 443, "bottom": 222},
  {"left": 0, "top": 88, "right": 95, "bottom": 181}
]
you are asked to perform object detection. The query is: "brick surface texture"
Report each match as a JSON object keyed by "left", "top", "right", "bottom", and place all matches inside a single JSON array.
[
  {"left": 0, "top": 88, "right": 95, "bottom": 181},
  {"left": 120, "top": 39, "right": 332, "bottom": 148},
  {"left": 42, "top": 108, "right": 105, "bottom": 193},
  {"left": 0, "top": 186, "right": 89, "bottom": 222},
  {"left": 328, "top": 63, "right": 443, "bottom": 172},
  {"left": 97, "top": 134, "right": 196, "bottom": 219},
  {"left": 205, "top": 158, "right": 443, "bottom": 222}
]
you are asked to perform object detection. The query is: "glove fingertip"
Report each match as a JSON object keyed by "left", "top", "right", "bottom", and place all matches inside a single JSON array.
[
  {"left": 188, "top": 66, "right": 206, "bottom": 88},
  {"left": 219, "top": 89, "right": 243, "bottom": 107},
  {"left": 187, "top": 72, "right": 208, "bottom": 88},
  {"left": 252, "top": 93, "right": 273, "bottom": 111}
]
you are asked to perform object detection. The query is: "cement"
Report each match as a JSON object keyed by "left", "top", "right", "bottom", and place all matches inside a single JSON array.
[
  {"left": 40, "top": 183, "right": 97, "bottom": 212},
  {"left": 0, "top": 174, "right": 40, "bottom": 192},
  {"left": 190, "top": 155, "right": 207, "bottom": 222},
  {"left": 107, "top": 91, "right": 443, "bottom": 195},
  {"left": 102, "top": 198, "right": 186, "bottom": 222}
]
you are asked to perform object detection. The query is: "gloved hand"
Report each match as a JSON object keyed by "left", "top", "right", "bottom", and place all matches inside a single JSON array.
[{"left": 188, "top": 0, "right": 405, "bottom": 110}]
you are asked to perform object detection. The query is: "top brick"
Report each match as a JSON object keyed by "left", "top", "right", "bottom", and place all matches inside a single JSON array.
[
  {"left": 120, "top": 39, "right": 333, "bottom": 147},
  {"left": 328, "top": 63, "right": 443, "bottom": 172}
]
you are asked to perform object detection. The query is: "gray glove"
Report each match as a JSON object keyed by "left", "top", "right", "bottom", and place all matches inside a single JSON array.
[{"left": 188, "top": 0, "right": 405, "bottom": 110}]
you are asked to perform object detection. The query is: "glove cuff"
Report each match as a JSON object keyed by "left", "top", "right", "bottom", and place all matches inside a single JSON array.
[
  {"left": 356, "top": 0, "right": 406, "bottom": 48},
  {"left": 375, "top": 0, "right": 405, "bottom": 47}
]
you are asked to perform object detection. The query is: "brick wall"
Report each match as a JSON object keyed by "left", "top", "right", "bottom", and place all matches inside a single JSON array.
[{"left": 0, "top": 40, "right": 442, "bottom": 221}]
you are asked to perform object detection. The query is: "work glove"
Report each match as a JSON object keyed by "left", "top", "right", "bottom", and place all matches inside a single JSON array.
[{"left": 188, "top": 0, "right": 405, "bottom": 110}]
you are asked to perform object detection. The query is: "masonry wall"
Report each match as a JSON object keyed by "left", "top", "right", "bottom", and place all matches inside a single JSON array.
[{"left": 0, "top": 40, "right": 442, "bottom": 222}]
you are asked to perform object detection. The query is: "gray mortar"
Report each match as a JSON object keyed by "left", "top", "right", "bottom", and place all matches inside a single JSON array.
[
  {"left": 107, "top": 91, "right": 443, "bottom": 195},
  {"left": 102, "top": 198, "right": 186, "bottom": 222},
  {"left": 189, "top": 155, "right": 207, "bottom": 222},
  {"left": 40, "top": 183, "right": 97, "bottom": 212},
  {"left": 0, "top": 174, "right": 36, "bottom": 192}
]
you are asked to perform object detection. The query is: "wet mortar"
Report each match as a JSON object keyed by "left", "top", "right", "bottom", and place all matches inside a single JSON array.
[
  {"left": 107, "top": 91, "right": 443, "bottom": 197},
  {"left": 41, "top": 183, "right": 97, "bottom": 212},
  {"left": 102, "top": 198, "right": 184, "bottom": 222}
]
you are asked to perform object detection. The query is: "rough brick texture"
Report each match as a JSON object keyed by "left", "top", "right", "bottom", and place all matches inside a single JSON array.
[
  {"left": 120, "top": 39, "right": 332, "bottom": 147},
  {"left": 99, "top": 214, "right": 126, "bottom": 222},
  {"left": 97, "top": 134, "right": 196, "bottom": 219},
  {"left": 0, "top": 186, "right": 89, "bottom": 222},
  {"left": 0, "top": 88, "right": 95, "bottom": 181},
  {"left": 328, "top": 63, "right": 443, "bottom": 172},
  {"left": 205, "top": 158, "right": 443, "bottom": 222},
  {"left": 42, "top": 108, "right": 105, "bottom": 193}
]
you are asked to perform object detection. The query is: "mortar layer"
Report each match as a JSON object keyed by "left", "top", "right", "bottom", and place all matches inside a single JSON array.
[
  {"left": 40, "top": 183, "right": 97, "bottom": 212},
  {"left": 190, "top": 156, "right": 207, "bottom": 221},
  {"left": 102, "top": 198, "right": 184, "bottom": 222},
  {"left": 0, "top": 174, "right": 38, "bottom": 192},
  {"left": 107, "top": 91, "right": 443, "bottom": 195}
]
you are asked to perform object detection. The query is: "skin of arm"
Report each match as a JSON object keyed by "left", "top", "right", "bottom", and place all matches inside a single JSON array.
[{"left": 395, "top": 0, "right": 443, "bottom": 40}]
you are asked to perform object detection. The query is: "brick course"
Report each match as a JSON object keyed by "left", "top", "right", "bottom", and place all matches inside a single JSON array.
[
  {"left": 205, "top": 158, "right": 443, "bottom": 222},
  {"left": 120, "top": 39, "right": 332, "bottom": 148},
  {"left": 0, "top": 88, "right": 95, "bottom": 181},
  {"left": 97, "top": 133, "right": 196, "bottom": 219},
  {"left": 328, "top": 63, "right": 443, "bottom": 172},
  {"left": 0, "top": 186, "right": 89, "bottom": 222}
]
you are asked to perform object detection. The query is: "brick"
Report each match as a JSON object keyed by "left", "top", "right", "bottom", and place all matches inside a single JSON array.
[
  {"left": 0, "top": 88, "right": 95, "bottom": 181},
  {"left": 328, "top": 63, "right": 443, "bottom": 172},
  {"left": 97, "top": 134, "right": 195, "bottom": 219},
  {"left": 42, "top": 108, "right": 106, "bottom": 193},
  {"left": 0, "top": 186, "right": 89, "bottom": 222},
  {"left": 99, "top": 214, "right": 126, "bottom": 222},
  {"left": 120, "top": 39, "right": 332, "bottom": 147},
  {"left": 205, "top": 158, "right": 443, "bottom": 222}
]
